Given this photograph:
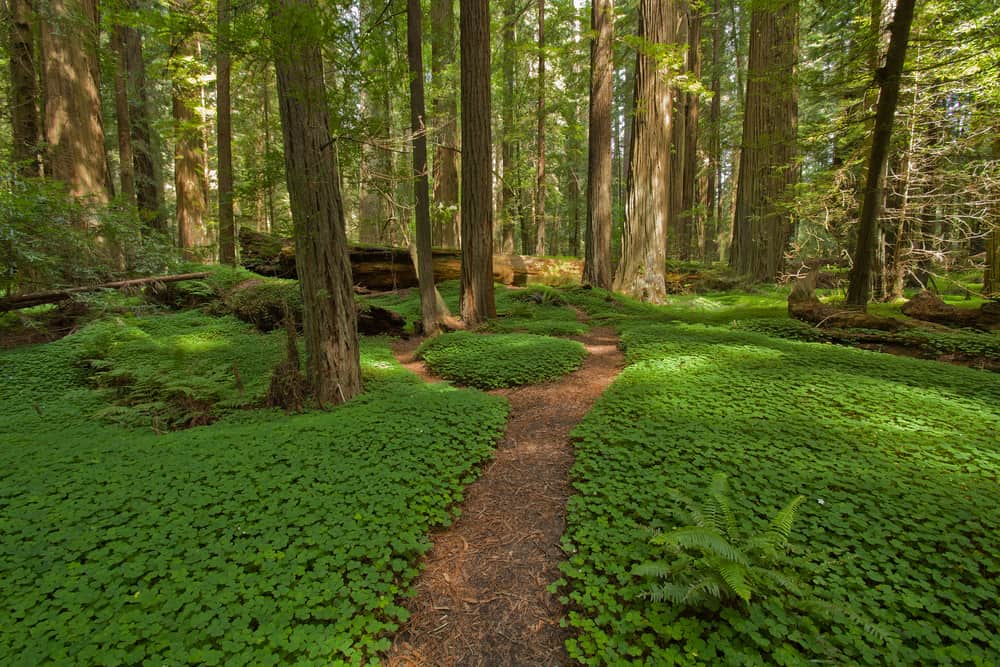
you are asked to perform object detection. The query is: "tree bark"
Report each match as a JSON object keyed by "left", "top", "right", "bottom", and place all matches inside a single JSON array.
[
  {"left": 217, "top": 0, "right": 236, "bottom": 265},
  {"left": 729, "top": 0, "right": 798, "bottom": 282},
  {"left": 272, "top": 0, "right": 362, "bottom": 404},
  {"left": 171, "top": 35, "right": 209, "bottom": 259},
  {"left": 111, "top": 25, "right": 136, "bottom": 200},
  {"left": 499, "top": 0, "right": 518, "bottom": 255},
  {"left": 983, "top": 133, "right": 999, "bottom": 297},
  {"left": 583, "top": 0, "right": 614, "bottom": 288},
  {"left": 705, "top": 0, "right": 721, "bottom": 262},
  {"left": 613, "top": 0, "right": 675, "bottom": 303},
  {"left": 459, "top": 0, "right": 495, "bottom": 326},
  {"left": 534, "top": 0, "right": 547, "bottom": 256},
  {"left": 40, "top": 0, "right": 111, "bottom": 203},
  {"left": 681, "top": 5, "right": 701, "bottom": 262},
  {"left": 846, "top": 0, "right": 917, "bottom": 305},
  {"left": 431, "top": 0, "right": 460, "bottom": 248},
  {"left": 407, "top": 0, "right": 441, "bottom": 334},
  {"left": 8, "top": 0, "right": 40, "bottom": 177},
  {"left": 668, "top": 5, "right": 688, "bottom": 259}
]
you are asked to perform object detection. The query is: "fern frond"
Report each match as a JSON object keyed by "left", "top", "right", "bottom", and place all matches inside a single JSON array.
[
  {"left": 653, "top": 526, "right": 749, "bottom": 565},
  {"left": 750, "top": 566, "right": 803, "bottom": 596},
  {"left": 666, "top": 487, "right": 702, "bottom": 526},
  {"left": 632, "top": 561, "right": 674, "bottom": 580},
  {"left": 706, "top": 474, "right": 739, "bottom": 539},
  {"left": 645, "top": 582, "right": 691, "bottom": 604},
  {"left": 716, "top": 560, "right": 752, "bottom": 602},
  {"left": 760, "top": 494, "right": 806, "bottom": 549}
]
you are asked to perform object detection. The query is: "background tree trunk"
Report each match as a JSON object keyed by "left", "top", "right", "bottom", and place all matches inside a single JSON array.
[
  {"left": 583, "top": 0, "right": 613, "bottom": 288},
  {"left": 613, "top": 0, "right": 674, "bottom": 303},
  {"left": 680, "top": 5, "right": 701, "bottom": 261},
  {"left": 172, "top": 35, "right": 209, "bottom": 259},
  {"left": 407, "top": 0, "right": 441, "bottom": 334},
  {"left": 459, "top": 0, "right": 495, "bottom": 325},
  {"left": 668, "top": 4, "right": 688, "bottom": 259},
  {"left": 846, "top": 0, "right": 917, "bottom": 305},
  {"left": 705, "top": 0, "right": 721, "bottom": 262},
  {"left": 217, "top": 0, "right": 236, "bottom": 265},
  {"left": 533, "top": 0, "right": 547, "bottom": 256},
  {"left": 431, "top": 0, "right": 460, "bottom": 248},
  {"left": 499, "top": 0, "right": 518, "bottom": 255},
  {"left": 40, "top": 0, "right": 111, "bottom": 203},
  {"left": 111, "top": 25, "right": 135, "bottom": 200},
  {"left": 8, "top": 0, "right": 41, "bottom": 177},
  {"left": 729, "top": 0, "right": 798, "bottom": 282},
  {"left": 985, "top": 132, "right": 1000, "bottom": 297},
  {"left": 272, "top": 0, "right": 361, "bottom": 404}
]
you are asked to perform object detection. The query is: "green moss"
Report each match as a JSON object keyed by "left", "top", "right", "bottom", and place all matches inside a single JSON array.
[
  {"left": 417, "top": 331, "right": 587, "bottom": 389},
  {"left": 0, "top": 315, "right": 509, "bottom": 665}
]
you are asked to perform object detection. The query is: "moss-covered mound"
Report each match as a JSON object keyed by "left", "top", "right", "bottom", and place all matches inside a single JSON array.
[{"left": 417, "top": 331, "right": 587, "bottom": 389}]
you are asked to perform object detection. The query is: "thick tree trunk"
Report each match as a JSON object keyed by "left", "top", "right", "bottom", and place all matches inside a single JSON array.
[
  {"left": 613, "top": 0, "right": 674, "bottom": 303},
  {"left": 217, "top": 0, "right": 236, "bottom": 265},
  {"left": 583, "top": 0, "right": 614, "bottom": 288},
  {"left": 668, "top": 5, "right": 688, "bottom": 259},
  {"left": 681, "top": 6, "right": 701, "bottom": 262},
  {"left": 499, "top": 0, "right": 518, "bottom": 255},
  {"left": 846, "top": 0, "right": 917, "bottom": 305},
  {"left": 120, "top": 14, "right": 164, "bottom": 231},
  {"left": 40, "top": 0, "right": 111, "bottom": 203},
  {"left": 171, "top": 35, "right": 209, "bottom": 260},
  {"left": 534, "top": 0, "right": 547, "bottom": 256},
  {"left": 705, "top": 0, "right": 722, "bottom": 262},
  {"left": 111, "top": 25, "right": 136, "bottom": 200},
  {"left": 407, "top": 0, "right": 441, "bottom": 334},
  {"left": 729, "top": 0, "right": 798, "bottom": 282},
  {"left": 459, "top": 0, "right": 496, "bottom": 325},
  {"left": 272, "top": 0, "right": 361, "bottom": 404},
  {"left": 431, "top": 0, "right": 460, "bottom": 248},
  {"left": 8, "top": 0, "right": 40, "bottom": 177}
]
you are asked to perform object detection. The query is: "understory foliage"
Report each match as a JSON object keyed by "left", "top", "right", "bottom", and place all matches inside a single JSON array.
[
  {"left": 633, "top": 474, "right": 805, "bottom": 606},
  {"left": 557, "top": 290, "right": 999, "bottom": 665},
  {"left": 0, "top": 318, "right": 508, "bottom": 664},
  {"left": 417, "top": 331, "right": 587, "bottom": 389}
]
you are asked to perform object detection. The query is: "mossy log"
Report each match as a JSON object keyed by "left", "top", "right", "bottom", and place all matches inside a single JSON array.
[
  {"left": 0, "top": 273, "right": 211, "bottom": 312},
  {"left": 901, "top": 290, "right": 1000, "bottom": 331},
  {"left": 787, "top": 270, "right": 907, "bottom": 331},
  {"left": 238, "top": 227, "right": 582, "bottom": 289}
]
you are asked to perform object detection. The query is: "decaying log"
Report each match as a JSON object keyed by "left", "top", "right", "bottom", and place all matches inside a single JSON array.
[
  {"left": 0, "top": 273, "right": 211, "bottom": 312},
  {"left": 788, "top": 270, "right": 907, "bottom": 331},
  {"left": 238, "top": 227, "right": 582, "bottom": 289},
  {"left": 901, "top": 290, "right": 1000, "bottom": 331}
]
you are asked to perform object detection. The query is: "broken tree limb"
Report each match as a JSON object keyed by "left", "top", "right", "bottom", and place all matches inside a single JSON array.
[
  {"left": 901, "top": 290, "right": 1000, "bottom": 331},
  {"left": 237, "top": 227, "right": 582, "bottom": 289},
  {"left": 0, "top": 272, "right": 211, "bottom": 312}
]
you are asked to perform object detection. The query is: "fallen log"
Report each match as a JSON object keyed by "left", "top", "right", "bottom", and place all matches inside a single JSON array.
[
  {"left": 0, "top": 272, "right": 211, "bottom": 312},
  {"left": 238, "top": 227, "right": 582, "bottom": 289},
  {"left": 787, "top": 270, "right": 907, "bottom": 331},
  {"left": 901, "top": 290, "right": 1000, "bottom": 331}
]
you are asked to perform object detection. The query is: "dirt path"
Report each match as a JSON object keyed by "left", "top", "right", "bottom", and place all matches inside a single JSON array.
[{"left": 385, "top": 326, "right": 624, "bottom": 667}]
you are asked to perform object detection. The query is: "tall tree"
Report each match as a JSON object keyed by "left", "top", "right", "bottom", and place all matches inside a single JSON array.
[
  {"left": 668, "top": 6, "right": 688, "bottom": 258},
  {"left": 583, "top": 0, "right": 613, "bottom": 288},
  {"left": 729, "top": 0, "right": 798, "bottom": 282},
  {"left": 40, "top": 0, "right": 111, "bottom": 202},
  {"left": 111, "top": 24, "right": 136, "bottom": 200},
  {"left": 680, "top": 5, "right": 701, "bottom": 261},
  {"left": 534, "top": 0, "right": 547, "bottom": 256},
  {"left": 498, "top": 0, "right": 518, "bottom": 254},
  {"left": 7, "top": 0, "right": 41, "bottom": 177},
  {"left": 846, "top": 0, "right": 917, "bottom": 305},
  {"left": 986, "top": 133, "right": 1000, "bottom": 298},
  {"left": 613, "top": 0, "right": 674, "bottom": 302},
  {"left": 705, "top": 0, "right": 721, "bottom": 261},
  {"left": 171, "top": 33, "right": 208, "bottom": 258},
  {"left": 271, "top": 0, "right": 361, "bottom": 404},
  {"left": 406, "top": 0, "right": 441, "bottom": 334},
  {"left": 431, "top": 0, "right": 459, "bottom": 248},
  {"left": 216, "top": 0, "right": 236, "bottom": 264},
  {"left": 459, "top": 0, "right": 495, "bottom": 325}
]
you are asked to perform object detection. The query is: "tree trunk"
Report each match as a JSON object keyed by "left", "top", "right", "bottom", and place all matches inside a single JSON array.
[
  {"left": 171, "top": 35, "right": 209, "bottom": 260},
  {"left": 668, "top": 5, "right": 688, "bottom": 259},
  {"left": 583, "top": 0, "right": 614, "bottom": 288},
  {"left": 407, "top": 0, "right": 441, "bottom": 334},
  {"left": 459, "top": 0, "right": 496, "bottom": 326},
  {"left": 681, "top": 5, "right": 701, "bottom": 262},
  {"left": 984, "top": 133, "right": 1000, "bottom": 297},
  {"left": 533, "top": 0, "right": 547, "bottom": 256},
  {"left": 272, "top": 0, "right": 362, "bottom": 404},
  {"left": 729, "top": 0, "right": 798, "bottom": 282},
  {"left": 8, "top": 0, "right": 40, "bottom": 177},
  {"left": 431, "top": 0, "right": 460, "bottom": 248},
  {"left": 705, "top": 0, "right": 721, "bottom": 262},
  {"left": 111, "top": 25, "right": 136, "bottom": 200},
  {"left": 613, "top": 0, "right": 674, "bottom": 303},
  {"left": 217, "top": 0, "right": 236, "bottom": 265},
  {"left": 121, "top": 13, "right": 164, "bottom": 231},
  {"left": 846, "top": 0, "right": 917, "bottom": 305},
  {"left": 499, "top": 0, "right": 518, "bottom": 255},
  {"left": 40, "top": 0, "right": 110, "bottom": 203}
]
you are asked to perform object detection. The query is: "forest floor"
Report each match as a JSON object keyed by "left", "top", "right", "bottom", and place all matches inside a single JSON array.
[{"left": 385, "top": 320, "right": 624, "bottom": 667}]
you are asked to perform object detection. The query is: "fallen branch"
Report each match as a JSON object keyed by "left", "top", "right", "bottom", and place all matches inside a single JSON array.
[{"left": 0, "top": 273, "right": 211, "bottom": 312}]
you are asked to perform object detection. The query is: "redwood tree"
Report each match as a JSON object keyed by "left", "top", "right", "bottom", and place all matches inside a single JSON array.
[
  {"left": 8, "top": 0, "right": 40, "bottom": 177},
  {"left": 534, "top": 0, "right": 547, "bottom": 256},
  {"left": 459, "top": 0, "right": 495, "bottom": 325},
  {"left": 583, "top": 0, "right": 613, "bottom": 288},
  {"left": 271, "top": 0, "right": 361, "bottom": 404},
  {"left": 431, "top": 0, "right": 460, "bottom": 248},
  {"left": 613, "top": 0, "right": 674, "bottom": 303},
  {"left": 217, "top": 0, "right": 236, "bottom": 265},
  {"left": 730, "top": 0, "right": 799, "bottom": 282}
]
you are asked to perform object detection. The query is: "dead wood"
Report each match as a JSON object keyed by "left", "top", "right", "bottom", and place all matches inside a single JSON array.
[
  {"left": 901, "top": 290, "right": 1000, "bottom": 331},
  {"left": 0, "top": 272, "right": 211, "bottom": 312},
  {"left": 788, "top": 270, "right": 907, "bottom": 331}
]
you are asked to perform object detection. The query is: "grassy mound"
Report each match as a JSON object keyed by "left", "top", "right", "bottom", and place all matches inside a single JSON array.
[
  {"left": 0, "top": 316, "right": 508, "bottom": 665},
  {"left": 558, "top": 301, "right": 1000, "bottom": 664},
  {"left": 417, "top": 331, "right": 587, "bottom": 389}
]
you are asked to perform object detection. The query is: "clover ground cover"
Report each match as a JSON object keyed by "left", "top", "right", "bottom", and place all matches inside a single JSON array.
[{"left": 0, "top": 312, "right": 508, "bottom": 665}]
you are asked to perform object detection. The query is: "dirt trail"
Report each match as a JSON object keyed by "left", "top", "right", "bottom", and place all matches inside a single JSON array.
[{"left": 385, "top": 326, "right": 624, "bottom": 667}]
